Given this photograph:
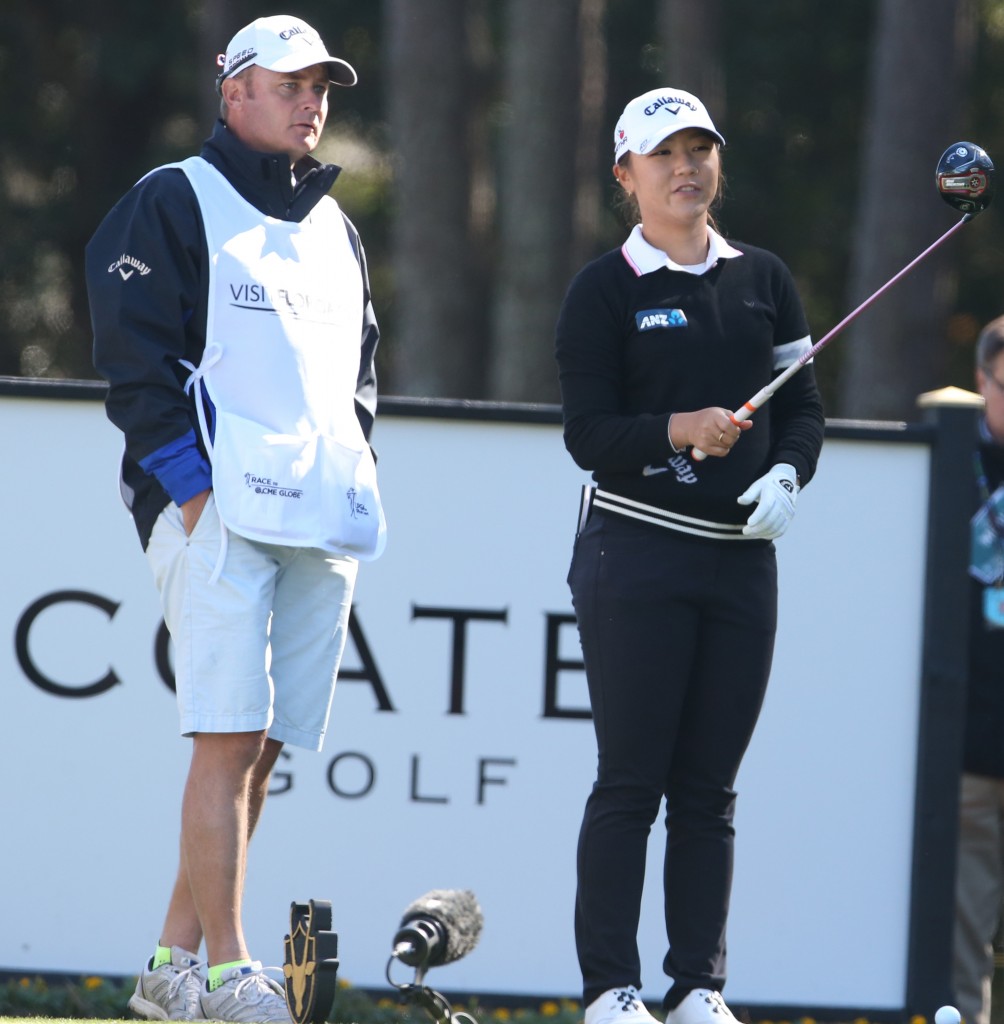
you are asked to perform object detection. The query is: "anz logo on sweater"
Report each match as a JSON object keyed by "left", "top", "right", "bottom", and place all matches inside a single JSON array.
[{"left": 635, "top": 308, "right": 687, "bottom": 331}]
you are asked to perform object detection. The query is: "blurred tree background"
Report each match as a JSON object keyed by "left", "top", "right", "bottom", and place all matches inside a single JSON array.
[{"left": 2, "top": 0, "right": 1003, "bottom": 420}]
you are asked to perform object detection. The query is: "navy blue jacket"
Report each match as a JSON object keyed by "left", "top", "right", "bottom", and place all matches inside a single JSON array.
[
  {"left": 965, "top": 426, "right": 1004, "bottom": 778},
  {"left": 85, "top": 120, "right": 380, "bottom": 549}
]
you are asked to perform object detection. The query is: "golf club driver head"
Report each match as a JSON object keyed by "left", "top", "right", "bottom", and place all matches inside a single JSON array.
[{"left": 937, "top": 141, "right": 995, "bottom": 214}]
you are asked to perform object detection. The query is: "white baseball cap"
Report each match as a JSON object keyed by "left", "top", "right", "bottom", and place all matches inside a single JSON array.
[
  {"left": 613, "top": 88, "right": 725, "bottom": 162},
  {"left": 216, "top": 15, "right": 357, "bottom": 92}
]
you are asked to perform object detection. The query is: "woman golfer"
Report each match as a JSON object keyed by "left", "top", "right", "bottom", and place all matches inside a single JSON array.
[{"left": 555, "top": 88, "right": 825, "bottom": 1024}]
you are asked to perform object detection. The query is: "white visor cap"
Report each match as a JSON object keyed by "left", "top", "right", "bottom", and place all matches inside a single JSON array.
[{"left": 614, "top": 88, "right": 725, "bottom": 162}]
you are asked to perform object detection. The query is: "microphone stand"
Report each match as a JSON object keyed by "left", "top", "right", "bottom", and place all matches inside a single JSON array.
[{"left": 386, "top": 955, "right": 480, "bottom": 1024}]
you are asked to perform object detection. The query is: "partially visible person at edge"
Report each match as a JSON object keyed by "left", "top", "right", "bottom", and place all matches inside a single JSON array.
[
  {"left": 952, "top": 315, "right": 1004, "bottom": 1024},
  {"left": 85, "top": 15, "right": 385, "bottom": 1023},
  {"left": 554, "top": 88, "right": 825, "bottom": 1024}
]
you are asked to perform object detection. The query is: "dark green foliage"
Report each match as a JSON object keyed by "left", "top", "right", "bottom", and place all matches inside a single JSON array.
[
  {"left": 0, "top": 973, "right": 134, "bottom": 1017},
  {"left": 5, "top": 1, "right": 1004, "bottom": 408},
  {"left": 0, "top": 2, "right": 382, "bottom": 380}
]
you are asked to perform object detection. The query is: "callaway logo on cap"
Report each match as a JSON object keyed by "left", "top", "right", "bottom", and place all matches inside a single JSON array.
[
  {"left": 613, "top": 87, "right": 725, "bottom": 162},
  {"left": 216, "top": 15, "right": 357, "bottom": 92}
]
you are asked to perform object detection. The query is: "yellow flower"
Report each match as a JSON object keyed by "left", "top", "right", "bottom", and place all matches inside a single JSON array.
[
  {"left": 541, "top": 1002, "right": 560, "bottom": 1017},
  {"left": 83, "top": 976, "right": 103, "bottom": 990},
  {"left": 911, "top": 1016, "right": 927, "bottom": 1024},
  {"left": 19, "top": 978, "right": 30, "bottom": 988},
  {"left": 494, "top": 1009, "right": 512, "bottom": 1021}
]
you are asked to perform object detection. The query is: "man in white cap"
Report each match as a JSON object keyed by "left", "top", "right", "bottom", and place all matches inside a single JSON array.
[{"left": 86, "top": 16, "right": 383, "bottom": 1022}]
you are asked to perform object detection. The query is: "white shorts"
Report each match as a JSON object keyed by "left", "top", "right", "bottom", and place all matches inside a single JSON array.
[{"left": 145, "top": 493, "right": 359, "bottom": 750}]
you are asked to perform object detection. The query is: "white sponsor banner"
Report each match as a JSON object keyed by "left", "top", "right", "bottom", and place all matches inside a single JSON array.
[{"left": 0, "top": 394, "right": 928, "bottom": 1011}]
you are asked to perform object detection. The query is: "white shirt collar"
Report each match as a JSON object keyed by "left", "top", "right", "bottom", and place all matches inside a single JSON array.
[{"left": 620, "top": 223, "right": 744, "bottom": 277}]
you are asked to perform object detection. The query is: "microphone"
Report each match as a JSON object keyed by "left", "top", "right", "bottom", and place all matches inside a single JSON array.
[{"left": 392, "top": 889, "right": 483, "bottom": 969}]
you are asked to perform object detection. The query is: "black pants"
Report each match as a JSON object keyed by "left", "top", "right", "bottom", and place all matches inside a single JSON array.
[{"left": 568, "top": 510, "right": 778, "bottom": 1008}]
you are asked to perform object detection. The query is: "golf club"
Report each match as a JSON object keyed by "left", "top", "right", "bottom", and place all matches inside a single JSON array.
[{"left": 691, "top": 140, "right": 995, "bottom": 461}]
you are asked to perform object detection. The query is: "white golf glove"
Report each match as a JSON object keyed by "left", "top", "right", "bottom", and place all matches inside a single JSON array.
[{"left": 737, "top": 463, "right": 799, "bottom": 539}]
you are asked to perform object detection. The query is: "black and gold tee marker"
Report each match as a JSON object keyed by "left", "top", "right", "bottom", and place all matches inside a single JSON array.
[{"left": 283, "top": 899, "right": 340, "bottom": 1024}]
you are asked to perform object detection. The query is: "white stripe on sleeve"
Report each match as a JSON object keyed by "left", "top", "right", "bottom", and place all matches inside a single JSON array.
[{"left": 773, "top": 334, "right": 812, "bottom": 370}]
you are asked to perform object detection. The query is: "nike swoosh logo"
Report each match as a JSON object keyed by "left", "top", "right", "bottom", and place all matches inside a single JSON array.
[{"left": 118, "top": 268, "right": 134, "bottom": 280}]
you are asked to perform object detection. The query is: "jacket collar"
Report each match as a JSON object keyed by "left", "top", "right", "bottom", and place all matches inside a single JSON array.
[{"left": 200, "top": 119, "right": 342, "bottom": 222}]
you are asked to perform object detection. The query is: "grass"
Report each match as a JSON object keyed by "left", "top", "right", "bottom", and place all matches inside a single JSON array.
[
  {"left": 6, "top": 971, "right": 1002, "bottom": 1024},
  {"left": 0, "top": 974, "right": 590, "bottom": 1024}
]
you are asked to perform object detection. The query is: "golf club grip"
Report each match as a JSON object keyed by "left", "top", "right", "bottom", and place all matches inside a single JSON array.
[{"left": 690, "top": 383, "right": 777, "bottom": 461}]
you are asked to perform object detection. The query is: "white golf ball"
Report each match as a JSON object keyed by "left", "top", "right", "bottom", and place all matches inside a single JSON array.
[{"left": 935, "top": 1006, "right": 961, "bottom": 1024}]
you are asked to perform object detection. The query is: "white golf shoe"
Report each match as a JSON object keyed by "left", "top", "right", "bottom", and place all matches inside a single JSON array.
[
  {"left": 585, "top": 987, "right": 662, "bottom": 1024},
  {"left": 664, "top": 989, "right": 738, "bottom": 1024}
]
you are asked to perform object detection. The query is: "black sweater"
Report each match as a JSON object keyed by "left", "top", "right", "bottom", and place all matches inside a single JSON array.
[{"left": 555, "top": 238, "right": 825, "bottom": 526}]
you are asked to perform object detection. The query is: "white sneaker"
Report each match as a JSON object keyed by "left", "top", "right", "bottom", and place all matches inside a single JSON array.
[
  {"left": 199, "top": 962, "right": 290, "bottom": 1023},
  {"left": 128, "top": 947, "right": 204, "bottom": 1021},
  {"left": 665, "top": 989, "right": 737, "bottom": 1024},
  {"left": 585, "top": 987, "right": 661, "bottom": 1024}
]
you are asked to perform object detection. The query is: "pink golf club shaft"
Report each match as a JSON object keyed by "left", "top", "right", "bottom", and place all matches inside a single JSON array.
[{"left": 691, "top": 213, "right": 972, "bottom": 461}]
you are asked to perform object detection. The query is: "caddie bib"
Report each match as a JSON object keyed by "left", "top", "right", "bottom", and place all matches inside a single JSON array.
[{"left": 175, "top": 157, "right": 386, "bottom": 561}]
